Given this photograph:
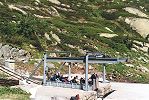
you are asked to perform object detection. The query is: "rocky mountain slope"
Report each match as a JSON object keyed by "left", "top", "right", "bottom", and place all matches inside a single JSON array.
[{"left": 0, "top": 0, "right": 149, "bottom": 83}]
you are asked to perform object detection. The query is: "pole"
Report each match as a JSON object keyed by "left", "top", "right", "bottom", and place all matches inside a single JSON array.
[
  {"left": 102, "top": 64, "right": 106, "bottom": 83},
  {"left": 43, "top": 53, "right": 47, "bottom": 85},
  {"left": 68, "top": 63, "right": 71, "bottom": 81},
  {"left": 85, "top": 54, "right": 89, "bottom": 91},
  {"left": 68, "top": 53, "right": 71, "bottom": 81}
]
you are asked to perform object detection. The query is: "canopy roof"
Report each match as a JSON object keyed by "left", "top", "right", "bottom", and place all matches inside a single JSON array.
[{"left": 47, "top": 57, "right": 127, "bottom": 64}]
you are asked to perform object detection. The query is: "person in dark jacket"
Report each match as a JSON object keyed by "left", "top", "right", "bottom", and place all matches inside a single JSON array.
[
  {"left": 80, "top": 77, "right": 85, "bottom": 90},
  {"left": 71, "top": 76, "right": 77, "bottom": 83},
  {"left": 90, "top": 73, "right": 96, "bottom": 85}
]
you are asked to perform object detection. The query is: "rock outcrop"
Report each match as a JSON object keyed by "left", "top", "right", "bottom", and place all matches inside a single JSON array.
[
  {"left": 99, "top": 33, "right": 118, "bottom": 38},
  {"left": 47, "top": 0, "right": 61, "bottom": 5},
  {"left": 124, "top": 7, "right": 149, "bottom": 18},
  {"left": 8, "top": 4, "right": 27, "bottom": 15},
  {"left": 125, "top": 18, "right": 149, "bottom": 38},
  {"left": 0, "top": 43, "right": 31, "bottom": 63}
]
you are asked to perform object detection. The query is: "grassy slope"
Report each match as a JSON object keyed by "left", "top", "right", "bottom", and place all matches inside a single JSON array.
[
  {"left": 0, "top": 0, "right": 149, "bottom": 83},
  {"left": 0, "top": 87, "right": 30, "bottom": 100}
]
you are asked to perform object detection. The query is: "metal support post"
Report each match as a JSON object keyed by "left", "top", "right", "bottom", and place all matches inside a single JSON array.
[
  {"left": 85, "top": 54, "right": 89, "bottom": 91},
  {"left": 68, "top": 53, "right": 72, "bottom": 81},
  {"left": 43, "top": 53, "right": 47, "bottom": 85},
  {"left": 68, "top": 63, "right": 71, "bottom": 81},
  {"left": 102, "top": 64, "right": 106, "bottom": 83}
]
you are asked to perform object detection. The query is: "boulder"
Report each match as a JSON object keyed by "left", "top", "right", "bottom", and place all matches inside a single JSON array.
[
  {"left": 125, "top": 18, "right": 149, "bottom": 38},
  {"left": 0, "top": 43, "right": 2, "bottom": 48},
  {"left": 50, "top": 6, "right": 60, "bottom": 17},
  {"left": 10, "top": 48, "right": 18, "bottom": 57},
  {"left": 34, "top": 0, "right": 40, "bottom": 5},
  {"left": 49, "top": 53, "right": 57, "bottom": 57},
  {"left": 47, "top": 63, "right": 55, "bottom": 68},
  {"left": 0, "top": 43, "right": 31, "bottom": 64},
  {"left": 89, "top": 65, "right": 93, "bottom": 70},
  {"left": 0, "top": 49, "right": 2, "bottom": 58},
  {"left": 125, "top": 64, "right": 134, "bottom": 68},
  {"left": 50, "top": 32, "right": 61, "bottom": 43},
  {"left": 97, "top": 83, "right": 112, "bottom": 97},
  {"left": 77, "top": 64, "right": 84, "bottom": 69},
  {"left": 137, "top": 66, "right": 149, "bottom": 73},
  {"left": 18, "top": 49, "right": 27, "bottom": 56},
  {"left": 1, "top": 45, "right": 11, "bottom": 58},
  {"left": 44, "top": 33, "right": 51, "bottom": 40},
  {"left": 100, "top": 33, "right": 118, "bottom": 38},
  {"left": 0, "top": 2, "right": 3, "bottom": 5},
  {"left": 47, "top": 0, "right": 61, "bottom": 5},
  {"left": 0, "top": 50, "right": 2, "bottom": 58}
]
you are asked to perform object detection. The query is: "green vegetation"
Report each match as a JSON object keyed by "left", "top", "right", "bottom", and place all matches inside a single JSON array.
[
  {"left": 0, "top": 72, "right": 9, "bottom": 79},
  {"left": 0, "top": 87, "right": 30, "bottom": 100}
]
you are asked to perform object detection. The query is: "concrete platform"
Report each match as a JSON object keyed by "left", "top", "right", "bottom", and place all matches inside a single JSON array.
[
  {"left": 16, "top": 80, "right": 112, "bottom": 100},
  {"left": 32, "top": 86, "right": 97, "bottom": 100},
  {"left": 16, "top": 83, "right": 97, "bottom": 100}
]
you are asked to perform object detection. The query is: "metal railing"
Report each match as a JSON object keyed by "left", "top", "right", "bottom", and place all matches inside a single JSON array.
[{"left": 46, "top": 81, "right": 92, "bottom": 90}]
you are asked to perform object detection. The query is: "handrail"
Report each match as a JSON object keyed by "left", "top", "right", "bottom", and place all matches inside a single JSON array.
[
  {"left": 46, "top": 81, "right": 92, "bottom": 91},
  {"left": 0, "top": 65, "right": 40, "bottom": 84}
]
